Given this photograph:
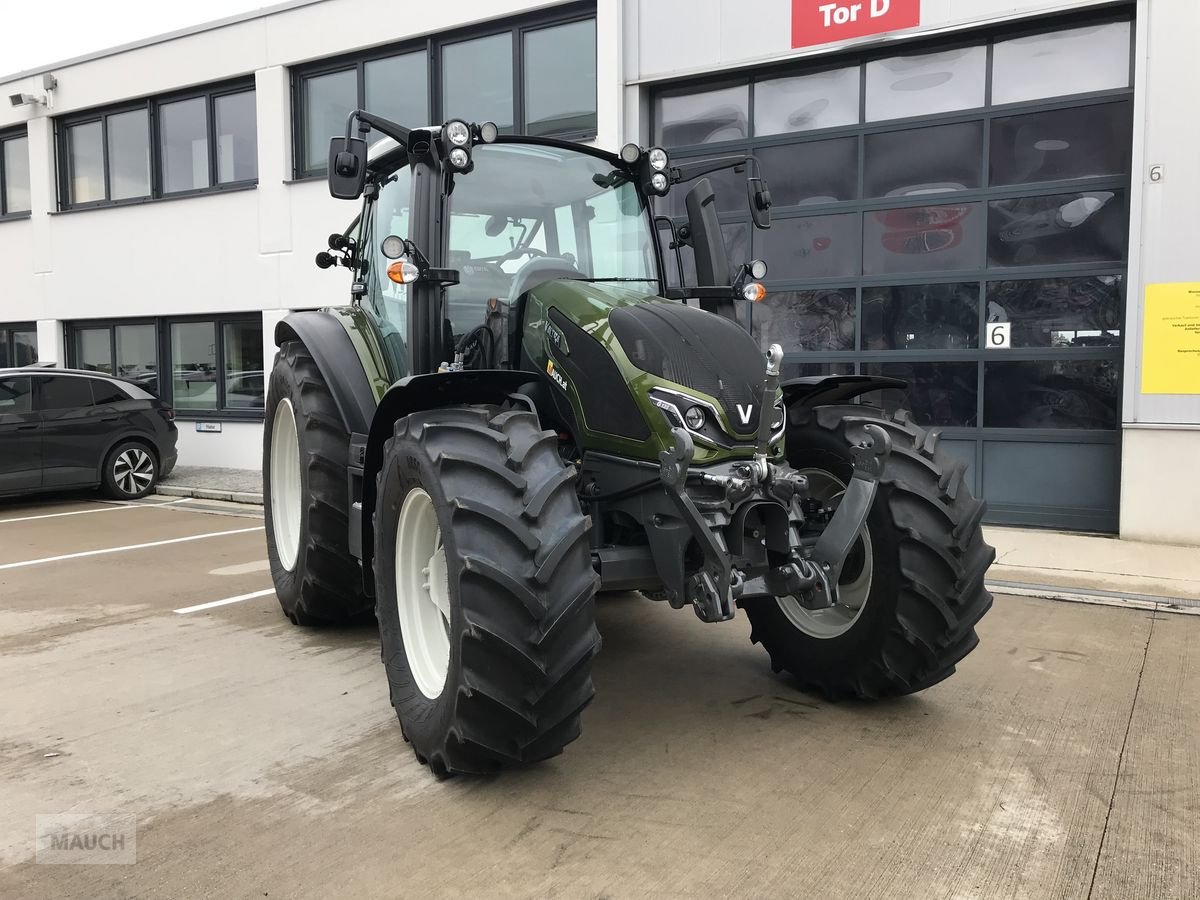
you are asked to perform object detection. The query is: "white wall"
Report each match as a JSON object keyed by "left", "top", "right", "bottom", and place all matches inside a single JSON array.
[{"left": 174, "top": 420, "right": 264, "bottom": 469}]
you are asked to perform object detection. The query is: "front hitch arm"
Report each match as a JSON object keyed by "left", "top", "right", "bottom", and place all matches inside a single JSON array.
[
  {"left": 806, "top": 422, "right": 892, "bottom": 600},
  {"left": 658, "top": 428, "right": 738, "bottom": 623}
]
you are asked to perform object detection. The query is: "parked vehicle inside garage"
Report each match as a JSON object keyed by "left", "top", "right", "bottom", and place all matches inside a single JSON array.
[{"left": 0, "top": 368, "right": 177, "bottom": 499}]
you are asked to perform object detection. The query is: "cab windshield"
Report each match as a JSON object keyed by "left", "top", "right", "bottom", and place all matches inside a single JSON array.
[
  {"left": 445, "top": 143, "right": 659, "bottom": 338},
  {"left": 362, "top": 142, "right": 660, "bottom": 375}
]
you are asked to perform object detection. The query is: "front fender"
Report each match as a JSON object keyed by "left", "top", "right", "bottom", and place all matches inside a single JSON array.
[{"left": 359, "top": 369, "right": 539, "bottom": 590}]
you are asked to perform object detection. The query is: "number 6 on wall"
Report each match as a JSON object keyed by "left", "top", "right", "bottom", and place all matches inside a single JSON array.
[{"left": 986, "top": 322, "right": 1011, "bottom": 349}]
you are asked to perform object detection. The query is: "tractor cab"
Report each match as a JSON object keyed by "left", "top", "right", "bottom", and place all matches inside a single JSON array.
[{"left": 321, "top": 113, "right": 772, "bottom": 383}]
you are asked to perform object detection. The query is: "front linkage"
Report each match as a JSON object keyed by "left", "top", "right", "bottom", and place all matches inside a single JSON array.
[{"left": 656, "top": 344, "right": 892, "bottom": 623}]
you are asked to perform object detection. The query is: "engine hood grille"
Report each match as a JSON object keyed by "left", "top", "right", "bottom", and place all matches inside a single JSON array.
[{"left": 609, "top": 302, "right": 765, "bottom": 435}]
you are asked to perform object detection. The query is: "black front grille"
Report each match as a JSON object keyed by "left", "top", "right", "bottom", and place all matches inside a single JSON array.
[
  {"left": 548, "top": 308, "right": 650, "bottom": 441},
  {"left": 610, "top": 302, "right": 764, "bottom": 434}
]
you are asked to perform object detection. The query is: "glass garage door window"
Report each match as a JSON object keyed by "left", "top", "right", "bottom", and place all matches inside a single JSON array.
[{"left": 653, "top": 15, "right": 1134, "bottom": 532}]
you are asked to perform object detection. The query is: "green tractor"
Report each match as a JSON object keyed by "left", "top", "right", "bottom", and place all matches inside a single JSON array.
[{"left": 263, "top": 112, "right": 994, "bottom": 776}]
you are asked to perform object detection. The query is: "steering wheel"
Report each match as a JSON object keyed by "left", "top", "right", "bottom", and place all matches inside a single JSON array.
[{"left": 496, "top": 245, "right": 546, "bottom": 265}]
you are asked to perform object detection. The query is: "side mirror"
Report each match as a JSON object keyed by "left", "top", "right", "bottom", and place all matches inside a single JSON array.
[
  {"left": 747, "top": 176, "right": 772, "bottom": 229},
  {"left": 328, "top": 136, "right": 368, "bottom": 200}
]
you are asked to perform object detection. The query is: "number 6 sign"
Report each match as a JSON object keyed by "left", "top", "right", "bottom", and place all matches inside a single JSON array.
[{"left": 987, "top": 322, "right": 1011, "bottom": 349}]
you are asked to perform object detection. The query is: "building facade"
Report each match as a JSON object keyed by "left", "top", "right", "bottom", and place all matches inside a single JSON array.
[{"left": 1, "top": 0, "right": 1196, "bottom": 545}]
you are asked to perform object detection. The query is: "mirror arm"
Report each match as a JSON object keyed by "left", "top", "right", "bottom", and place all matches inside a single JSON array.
[{"left": 668, "top": 155, "right": 751, "bottom": 187}]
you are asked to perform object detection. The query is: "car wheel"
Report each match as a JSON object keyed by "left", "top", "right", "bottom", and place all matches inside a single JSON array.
[{"left": 102, "top": 441, "right": 159, "bottom": 500}]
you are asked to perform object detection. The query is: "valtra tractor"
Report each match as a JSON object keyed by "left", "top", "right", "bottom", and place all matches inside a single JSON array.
[{"left": 263, "top": 111, "right": 994, "bottom": 776}]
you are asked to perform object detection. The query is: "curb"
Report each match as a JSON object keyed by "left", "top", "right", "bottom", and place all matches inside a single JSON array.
[{"left": 156, "top": 485, "right": 264, "bottom": 505}]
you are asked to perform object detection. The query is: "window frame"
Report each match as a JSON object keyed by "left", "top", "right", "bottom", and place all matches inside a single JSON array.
[
  {"left": 55, "top": 78, "right": 258, "bottom": 211},
  {"left": 290, "top": 1, "right": 597, "bottom": 178},
  {"left": 64, "top": 314, "right": 265, "bottom": 420},
  {"left": 0, "top": 128, "right": 31, "bottom": 219},
  {"left": 0, "top": 321, "right": 39, "bottom": 367}
]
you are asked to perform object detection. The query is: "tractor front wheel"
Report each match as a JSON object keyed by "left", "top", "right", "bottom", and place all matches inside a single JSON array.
[
  {"left": 740, "top": 404, "right": 994, "bottom": 699},
  {"left": 373, "top": 405, "right": 600, "bottom": 776}
]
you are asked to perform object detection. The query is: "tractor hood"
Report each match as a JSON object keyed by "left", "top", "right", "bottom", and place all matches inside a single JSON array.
[{"left": 524, "top": 280, "right": 776, "bottom": 462}]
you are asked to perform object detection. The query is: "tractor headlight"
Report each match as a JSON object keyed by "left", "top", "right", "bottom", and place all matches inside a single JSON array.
[
  {"left": 477, "top": 121, "right": 498, "bottom": 144},
  {"left": 684, "top": 406, "right": 706, "bottom": 430},
  {"left": 647, "top": 147, "right": 669, "bottom": 171},
  {"left": 619, "top": 142, "right": 641, "bottom": 164},
  {"left": 444, "top": 120, "right": 471, "bottom": 147},
  {"left": 650, "top": 172, "right": 669, "bottom": 193},
  {"left": 448, "top": 147, "right": 470, "bottom": 170}
]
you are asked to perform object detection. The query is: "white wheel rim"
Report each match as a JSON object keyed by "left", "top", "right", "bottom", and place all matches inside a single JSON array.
[
  {"left": 395, "top": 488, "right": 451, "bottom": 700},
  {"left": 113, "top": 448, "right": 154, "bottom": 495},
  {"left": 270, "top": 398, "right": 302, "bottom": 571},
  {"left": 776, "top": 468, "right": 874, "bottom": 640}
]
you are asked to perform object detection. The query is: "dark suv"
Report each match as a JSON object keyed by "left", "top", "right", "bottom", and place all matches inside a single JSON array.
[{"left": 0, "top": 368, "right": 178, "bottom": 500}]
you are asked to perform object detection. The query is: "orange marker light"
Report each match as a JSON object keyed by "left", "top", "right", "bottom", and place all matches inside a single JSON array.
[
  {"left": 742, "top": 281, "right": 767, "bottom": 302},
  {"left": 387, "top": 259, "right": 420, "bottom": 284}
]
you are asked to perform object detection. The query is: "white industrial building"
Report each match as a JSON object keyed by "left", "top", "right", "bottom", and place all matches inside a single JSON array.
[{"left": 1, "top": 0, "right": 1197, "bottom": 545}]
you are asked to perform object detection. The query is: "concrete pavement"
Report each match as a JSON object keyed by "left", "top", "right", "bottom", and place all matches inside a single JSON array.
[{"left": 0, "top": 495, "right": 1197, "bottom": 898}]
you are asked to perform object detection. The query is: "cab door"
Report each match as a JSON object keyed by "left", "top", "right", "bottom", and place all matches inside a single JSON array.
[{"left": 0, "top": 375, "right": 41, "bottom": 492}]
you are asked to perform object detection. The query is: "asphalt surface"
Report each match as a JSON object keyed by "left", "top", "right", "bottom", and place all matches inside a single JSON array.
[{"left": 0, "top": 495, "right": 1196, "bottom": 899}]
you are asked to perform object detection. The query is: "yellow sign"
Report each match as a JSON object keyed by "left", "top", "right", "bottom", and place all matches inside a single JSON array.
[{"left": 1142, "top": 283, "right": 1200, "bottom": 394}]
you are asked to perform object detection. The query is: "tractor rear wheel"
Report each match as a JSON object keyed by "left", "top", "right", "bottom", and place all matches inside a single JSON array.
[
  {"left": 741, "top": 404, "right": 994, "bottom": 699},
  {"left": 373, "top": 405, "right": 600, "bottom": 776},
  {"left": 263, "top": 340, "right": 372, "bottom": 626}
]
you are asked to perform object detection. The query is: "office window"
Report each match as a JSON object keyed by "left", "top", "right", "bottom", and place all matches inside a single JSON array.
[
  {"left": 302, "top": 69, "right": 357, "bottom": 172},
  {"left": 75, "top": 327, "right": 114, "bottom": 373},
  {"left": 59, "top": 81, "right": 256, "bottom": 209},
  {"left": 107, "top": 108, "right": 151, "bottom": 200},
  {"left": 0, "top": 325, "right": 39, "bottom": 367},
  {"left": 214, "top": 90, "right": 258, "bottom": 183},
  {"left": 68, "top": 316, "right": 262, "bottom": 414},
  {"left": 67, "top": 121, "right": 105, "bottom": 205},
  {"left": 523, "top": 19, "right": 597, "bottom": 138},
  {"left": 443, "top": 34, "right": 514, "bottom": 131},
  {"left": 293, "top": 6, "right": 598, "bottom": 175},
  {"left": 364, "top": 52, "right": 429, "bottom": 146},
  {"left": 160, "top": 97, "right": 209, "bottom": 193},
  {"left": 1, "top": 132, "right": 30, "bottom": 216}
]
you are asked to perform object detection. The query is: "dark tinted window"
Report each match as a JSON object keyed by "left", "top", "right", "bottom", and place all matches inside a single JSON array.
[
  {"left": 39, "top": 376, "right": 95, "bottom": 410},
  {"left": 863, "top": 283, "right": 980, "bottom": 350},
  {"left": 91, "top": 380, "right": 130, "bottom": 405},
  {"left": 863, "top": 202, "right": 984, "bottom": 275},
  {"left": 862, "top": 361, "right": 979, "bottom": 427},
  {"left": 864, "top": 121, "right": 983, "bottom": 198},
  {"left": 985, "top": 359, "right": 1118, "bottom": 429},
  {"left": 988, "top": 191, "right": 1126, "bottom": 267},
  {"left": 0, "top": 376, "right": 32, "bottom": 413},
  {"left": 990, "top": 102, "right": 1132, "bottom": 186},
  {"left": 755, "top": 212, "right": 860, "bottom": 280},
  {"left": 757, "top": 138, "right": 858, "bottom": 207},
  {"left": 752, "top": 288, "right": 856, "bottom": 352}
]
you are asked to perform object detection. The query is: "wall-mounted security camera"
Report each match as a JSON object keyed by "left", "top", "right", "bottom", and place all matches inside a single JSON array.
[{"left": 9, "top": 92, "right": 46, "bottom": 108}]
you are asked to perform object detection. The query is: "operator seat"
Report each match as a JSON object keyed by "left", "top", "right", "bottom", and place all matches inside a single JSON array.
[{"left": 506, "top": 256, "right": 581, "bottom": 304}]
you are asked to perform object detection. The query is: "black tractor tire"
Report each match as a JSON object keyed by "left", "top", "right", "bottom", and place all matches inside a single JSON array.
[
  {"left": 263, "top": 340, "right": 372, "bottom": 626},
  {"left": 101, "top": 440, "right": 159, "bottom": 500},
  {"left": 741, "top": 404, "right": 994, "bottom": 699},
  {"left": 373, "top": 405, "right": 600, "bottom": 776}
]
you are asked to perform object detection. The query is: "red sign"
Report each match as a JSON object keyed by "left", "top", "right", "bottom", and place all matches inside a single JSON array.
[{"left": 791, "top": 0, "right": 921, "bottom": 49}]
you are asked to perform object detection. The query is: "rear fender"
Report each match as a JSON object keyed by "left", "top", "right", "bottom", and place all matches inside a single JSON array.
[
  {"left": 359, "top": 370, "right": 538, "bottom": 592},
  {"left": 782, "top": 375, "right": 906, "bottom": 413}
]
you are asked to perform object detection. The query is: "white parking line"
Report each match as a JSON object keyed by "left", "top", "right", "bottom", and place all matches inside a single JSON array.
[
  {"left": 174, "top": 588, "right": 276, "bottom": 615},
  {"left": 0, "top": 498, "right": 188, "bottom": 525},
  {"left": 0, "top": 526, "right": 263, "bottom": 571}
]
